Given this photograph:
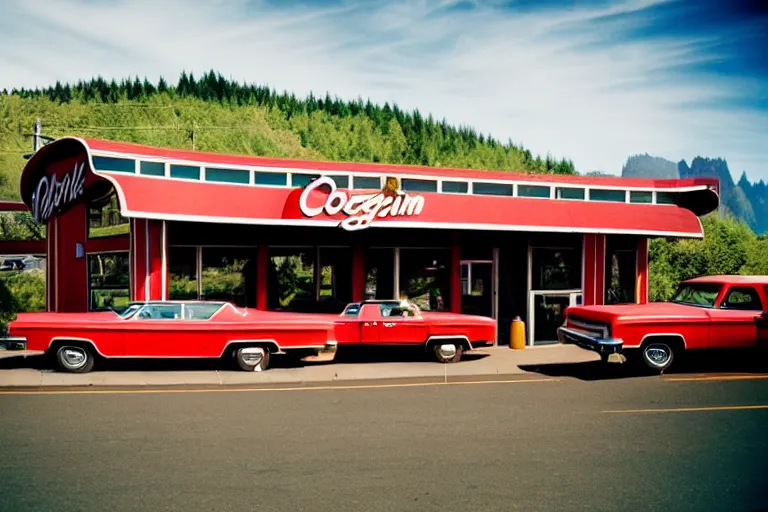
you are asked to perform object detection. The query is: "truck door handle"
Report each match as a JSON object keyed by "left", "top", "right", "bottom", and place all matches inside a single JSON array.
[
  {"left": 383, "top": 323, "right": 396, "bottom": 327},
  {"left": 364, "top": 322, "right": 378, "bottom": 327}
]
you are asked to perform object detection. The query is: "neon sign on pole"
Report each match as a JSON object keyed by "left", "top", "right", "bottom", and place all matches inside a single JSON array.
[{"left": 31, "top": 161, "right": 86, "bottom": 223}]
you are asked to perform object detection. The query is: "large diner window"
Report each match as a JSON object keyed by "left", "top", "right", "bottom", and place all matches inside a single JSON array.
[
  {"left": 318, "top": 247, "right": 353, "bottom": 312},
  {"left": 531, "top": 247, "right": 581, "bottom": 290},
  {"left": 268, "top": 247, "right": 316, "bottom": 311},
  {"left": 88, "top": 191, "right": 129, "bottom": 238},
  {"left": 605, "top": 236, "right": 637, "bottom": 305},
  {"left": 398, "top": 248, "right": 451, "bottom": 311},
  {"left": 87, "top": 251, "right": 130, "bottom": 311},
  {"left": 365, "top": 248, "right": 395, "bottom": 300},
  {"left": 201, "top": 248, "right": 256, "bottom": 307},
  {"left": 168, "top": 247, "right": 198, "bottom": 300}
]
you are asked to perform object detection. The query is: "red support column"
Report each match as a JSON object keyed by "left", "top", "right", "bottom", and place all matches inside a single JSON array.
[
  {"left": 256, "top": 245, "right": 269, "bottom": 310},
  {"left": 46, "top": 216, "right": 56, "bottom": 312},
  {"left": 582, "top": 233, "right": 606, "bottom": 306},
  {"left": 49, "top": 204, "right": 88, "bottom": 312},
  {"left": 352, "top": 245, "right": 366, "bottom": 302},
  {"left": 636, "top": 237, "right": 649, "bottom": 304},
  {"left": 131, "top": 219, "right": 167, "bottom": 301},
  {"left": 450, "top": 243, "right": 461, "bottom": 313},
  {"left": 595, "top": 234, "right": 606, "bottom": 306}
]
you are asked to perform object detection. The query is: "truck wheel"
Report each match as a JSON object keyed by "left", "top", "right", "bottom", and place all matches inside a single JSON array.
[
  {"left": 432, "top": 342, "right": 463, "bottom": 364},
  {"left": 55, "top": 345, "right": 95, "bottom": 373},
  {"left": 235, "top": 346, "right": 270, "bottom": 372},
  {"left": 641, "top": 341, "right": 675, "bottom": 373}
]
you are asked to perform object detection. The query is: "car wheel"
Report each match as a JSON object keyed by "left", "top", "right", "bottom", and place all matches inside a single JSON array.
[
  {"left": 56, "top": 345, "right": 95, "bottom": 373},
  {"left": 235, "top": 346, "right": 270, "bottom": 372},
  {"left": 641, "top": 341, "right": 675, "bottom": 373},
  {"left": 432, "top": 342, "right": 463, "bottom": 364}
]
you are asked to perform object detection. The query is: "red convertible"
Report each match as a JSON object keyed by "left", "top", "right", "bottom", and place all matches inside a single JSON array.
[
  {"left": 558, "top": 275, "right": 768, "bottom": 372},
  {"left": 1, "top": 299, "right": 496, "bottom": 373},
  {"left": 2, "top": 301, "right": 338, "bottom": 373},
  {"left": 334, "top": 300, "right": 496, "bottom": 363}
]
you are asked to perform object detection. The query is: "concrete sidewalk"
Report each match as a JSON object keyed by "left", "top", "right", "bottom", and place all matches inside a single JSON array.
[{"left": 0, "top": 345, "right": 598, "bottom": 388}]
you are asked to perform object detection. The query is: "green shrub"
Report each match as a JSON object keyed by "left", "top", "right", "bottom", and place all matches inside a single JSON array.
[{"left": 0, "top": 270, "right": 46, "bottom": 335}]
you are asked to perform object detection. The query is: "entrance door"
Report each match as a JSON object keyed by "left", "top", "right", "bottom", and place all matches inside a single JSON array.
[
  {"left": 460, "top": 261, "right": 494, "bottom": 318},
  {"left": 528, "top": 291, "right": 581, "bottom": 345}
]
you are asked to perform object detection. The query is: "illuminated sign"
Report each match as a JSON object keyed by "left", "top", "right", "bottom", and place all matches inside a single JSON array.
[
  {"left": 299, "top": 176, "right": 425, "bottom": 231},
  {"left": 31, "top": 161, "right": 86, "bottom": 223}
]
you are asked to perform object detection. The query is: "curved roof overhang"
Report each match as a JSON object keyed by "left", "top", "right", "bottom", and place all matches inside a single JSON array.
[{"left": 19, "top": 137, "right": 718, "bottom": 238}]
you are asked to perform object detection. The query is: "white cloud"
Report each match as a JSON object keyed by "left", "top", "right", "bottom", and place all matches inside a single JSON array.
[{"left": 1, "top": 0, "right": 766, "bottom": 181}]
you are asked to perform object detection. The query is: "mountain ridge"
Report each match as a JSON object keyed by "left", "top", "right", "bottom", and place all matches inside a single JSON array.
[{"left": 622, "top": 153, "right": 767, "bottom": 234}]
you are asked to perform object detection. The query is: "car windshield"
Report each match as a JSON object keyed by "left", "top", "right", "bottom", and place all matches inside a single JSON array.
[
  {"left": 670, "top": 283, "right": 722, "bottom": 308},
  {"left": 117, "top": 304, "right": 143, "bottom": 319},
  {"left": 343, "top": 304, "right": 361, "bottom": 316}
]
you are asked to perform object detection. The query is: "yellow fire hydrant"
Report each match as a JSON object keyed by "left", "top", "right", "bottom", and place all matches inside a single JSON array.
[{"left": 510, "top": 316, "right": 526, "bottom": 350}]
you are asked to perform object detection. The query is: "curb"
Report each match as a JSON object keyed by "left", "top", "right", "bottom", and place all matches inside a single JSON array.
[{"left": 0, "top": 373, "right": 560, "bottom": 393}]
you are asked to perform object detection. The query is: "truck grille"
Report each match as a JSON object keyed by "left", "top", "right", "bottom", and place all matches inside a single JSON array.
[{"left": 568, "top": 316, "right": 610, "bottom": 339}]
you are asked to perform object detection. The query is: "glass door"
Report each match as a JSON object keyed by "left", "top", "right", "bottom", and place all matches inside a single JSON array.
[{"left": 528, "top": 290, "right": 581, "bottom": 345}]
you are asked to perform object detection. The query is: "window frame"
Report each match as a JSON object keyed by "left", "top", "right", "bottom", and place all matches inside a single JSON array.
[
  {"left": 719, "top": 286, "right": 765, "bottom": 311},
  {"left": 86, "top": 250, "right": 131, "bottom": 312}
]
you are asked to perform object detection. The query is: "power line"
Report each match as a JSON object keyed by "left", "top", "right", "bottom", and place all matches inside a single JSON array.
[{"left": 45, "top": 125, "right": 274, "bottom": 131}]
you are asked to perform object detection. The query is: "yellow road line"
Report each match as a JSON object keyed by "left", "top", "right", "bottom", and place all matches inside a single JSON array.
[
  {"left": 603, "top": 404, "right": 768, "bottom": 414},
  {"left": 0, "top": 377, "right": 559, "bottom": 396},
  {"left": 665, "top": 375, "right": 768, "bottom": 382}
]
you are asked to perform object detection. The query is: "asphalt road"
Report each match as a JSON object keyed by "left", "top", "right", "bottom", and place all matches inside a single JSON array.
[{"left": 1, "top": 374, "right": 767, "bottom": 512}]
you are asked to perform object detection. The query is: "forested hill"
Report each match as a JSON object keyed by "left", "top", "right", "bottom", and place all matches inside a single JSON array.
[
  {"left": 0, "top": 71, "right": 575, "bottom": 200},
  {"left": 622, "top": 154, "right": 768, "bottom": 235}
]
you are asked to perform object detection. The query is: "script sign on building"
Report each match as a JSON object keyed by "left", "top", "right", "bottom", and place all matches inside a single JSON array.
[
  {"left": 31, "top": 161, "right": 86, "bottom": 223},
  {"left": 299, "top": 176, "right": 425, "bottom": 231}
]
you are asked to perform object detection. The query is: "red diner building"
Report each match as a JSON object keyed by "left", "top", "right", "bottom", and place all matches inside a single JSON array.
[{"left": 16, "top": 137, "right": 719, "bottom": 345}]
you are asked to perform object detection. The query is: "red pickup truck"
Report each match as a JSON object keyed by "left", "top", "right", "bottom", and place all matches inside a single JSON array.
[{"left": 558, "top": 275, "right": 768, "bottom": 372}]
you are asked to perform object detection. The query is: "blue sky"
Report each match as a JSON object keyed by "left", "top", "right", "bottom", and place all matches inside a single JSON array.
[{"left": 1, "top": 0, "right": 766, "bottom": 182}]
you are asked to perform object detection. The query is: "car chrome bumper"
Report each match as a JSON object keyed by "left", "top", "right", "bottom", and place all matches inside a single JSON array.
[
  {"left": 557, "top": 327, "right": 623, "bottom": 355},
  {"left": 322, "top": 340, "right": 338, "bottom": 356},
  {"left": 0, "top": 336, "right": 27, "bottom": 351}
]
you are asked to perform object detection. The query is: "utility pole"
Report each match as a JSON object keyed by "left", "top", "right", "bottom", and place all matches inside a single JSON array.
[{"left": 32, "top": 118, "right": 41, "bottom": 152}]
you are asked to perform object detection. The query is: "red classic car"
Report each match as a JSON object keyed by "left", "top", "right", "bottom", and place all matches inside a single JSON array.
[
  {"left": 1, "top": 301, "right": 338, "bottom": 373},
  {"left": 558, "top": 275, "right": 768, "bottom": 372},
  {"left": 333, "top": 300, "right": 497, "bottom": 362}
]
